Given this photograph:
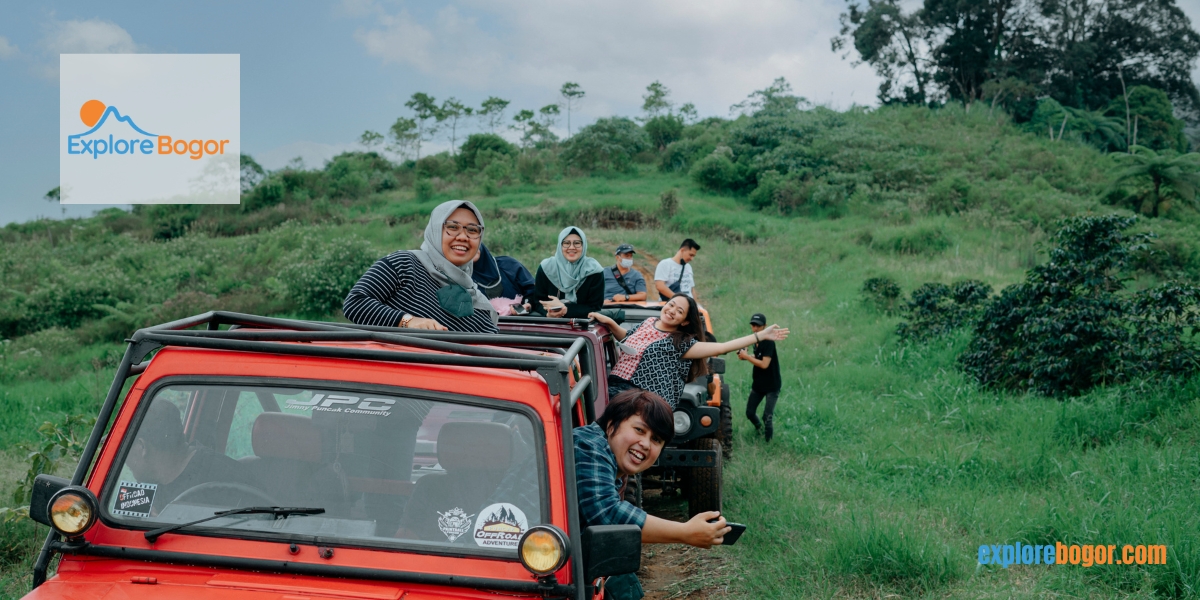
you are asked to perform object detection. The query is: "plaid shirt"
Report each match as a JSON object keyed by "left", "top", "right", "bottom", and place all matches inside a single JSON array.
[{"left": 572, "top": 423, "right": 647, "bottom": 529}]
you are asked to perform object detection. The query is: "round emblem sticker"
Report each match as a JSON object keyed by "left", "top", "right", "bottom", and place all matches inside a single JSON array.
[{"left": 473, "top": 502, "right": 528, "bottom": 549}]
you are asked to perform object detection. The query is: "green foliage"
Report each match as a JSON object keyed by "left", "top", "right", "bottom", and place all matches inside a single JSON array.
[
  {"left": 273, "top": 235, "right": 377, "bottom": 317},
  {"left": 659, "top": 188, "right": 679, "bottom": 217},
  {"left": 689, "top": 151, "right": 743, "bottom": 192},
  {"left": 1110, "top": 86, "right": 1189, "bottom": 153},
  {"left": 3, "top": 414, "right": 94, "bottom": 523},
  {"left": 860, "top": 276, "right": 901, "bottom": 314},
  {"left": 825, "top": 514, "right": 962, "bottom": 594},
  {"left": 925, "top": 174, "right": 974, "bottom": 214},
  {"left": 561, "top": 117, "right": 650, "bottom": 173},
  {"left": 414, "top": 179, "right": 435, "bottom": 202},
  {"left": 895, "top": 280, "right": 991, "bottom": 342},
  {"left": 866, "top": 224, "right": 952, "bottom": 255},
  {"left": 1107, "top": 146, "right": 1200, "bottom": 217},
  {"left": 644, "top": 114, "right": 684, "bottom": 150},
  {"left": 960, "top": 215, "right": 1200, "bottom": 396},
  {"left": 457, "top": 133, "right": 516, "bottom": 171}
]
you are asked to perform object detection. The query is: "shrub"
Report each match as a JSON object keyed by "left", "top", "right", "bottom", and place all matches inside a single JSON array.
[
  {"left": 561, "top": 117, "right": 650, "bottom": 173},
  {"left": 416, "top": 153, "right": 456, "bottom": 179},
  {"left": 874, "top": 225, "right": 952, "bottom": 255},
  {"left": 660, "top": 188, "right": 680, "bottom": 217},
  {"left": 690, "top": 152, "right": 741, "bottom": 192},
  {"left": 275, "top": 235, "right": 377, "bottom": 317},
  {"left": 861, "top": 276, "right": 901, "bottom": 315},
  {"left": 960, "top": 215, "right": 1200, "bottom": 396},
  {"left": 644, "top": 114, "right": 684, "bottom": 149},
  {"left": 896, "top": 280, "right": 992, "bottom": 341},
  {"left": 925, "top": 174, "right": 973, "bottom": 214},
  {"left": 517, "top": 153, "right": 546, "bottom": 185},
  {"left": 414, "top": 179, "right": 435, "bottom": 201},
  {"left": 458, "top": 134, "right": 516, "bottom": 171}
]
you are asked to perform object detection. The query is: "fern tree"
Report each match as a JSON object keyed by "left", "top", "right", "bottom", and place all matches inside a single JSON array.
[{"left": 1109, "top": 147, "right": 1200, "bottom": 217}]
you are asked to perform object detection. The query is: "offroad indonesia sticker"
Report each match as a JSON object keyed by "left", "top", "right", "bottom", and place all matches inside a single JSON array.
[
  {"left": 437, "top": 507, "right": 475, "bottom": 542},
  {"left": 473, "top": 503, "right": 528, "bottom": 549},
  {"left": 113, "top": 481, "right": 156, "bottom": 517},
  {"left": 284, "top": 394, "right": 395, "bottom": 417}
]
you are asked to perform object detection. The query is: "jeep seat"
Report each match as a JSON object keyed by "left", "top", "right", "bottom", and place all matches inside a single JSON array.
[
  {"left": 244, "top": 412, "right": 323, "bottom": 505},
  {"left": 396, "top": 421, "right": 513, "bottom": 542}
]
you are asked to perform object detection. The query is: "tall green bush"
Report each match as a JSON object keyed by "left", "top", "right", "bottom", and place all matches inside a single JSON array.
[
  {"left": 561, "top": 117, "right": 650, "bottom": 173},
  {"left": 273, "top": 235, "right": 377, "bottom": 317}
]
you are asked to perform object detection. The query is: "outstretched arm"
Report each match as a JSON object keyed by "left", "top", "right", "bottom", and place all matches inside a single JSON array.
[
  {"left": 589, "top": 312, "right": 628, "bottom": 340},
  {"left": 642, "top": 512, "right": 729, "bottom": 548},
  {"left": 683, "top": 324, "right": 789, "bottom": 360}
]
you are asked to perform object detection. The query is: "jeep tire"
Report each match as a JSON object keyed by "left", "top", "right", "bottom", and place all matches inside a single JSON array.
[
  {"left": 684, "top": 438, "right": 722, "bottom": 517},
  {"left": 717, "top": 383, "right": 733, "bottom": 460}
]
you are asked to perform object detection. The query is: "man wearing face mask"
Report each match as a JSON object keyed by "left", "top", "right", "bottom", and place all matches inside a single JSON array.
[{"left": 603, "top": 244, "right": 648, "bottom": 304}]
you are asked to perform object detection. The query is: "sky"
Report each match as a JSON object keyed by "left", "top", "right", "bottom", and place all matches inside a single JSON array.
[{"left": 1, "top": 0, "right": 1198, "bottom": 226}]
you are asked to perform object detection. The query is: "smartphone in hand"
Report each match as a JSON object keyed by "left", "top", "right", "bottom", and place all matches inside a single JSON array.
[{"left": 722, "top": 523, "right": 747, "bottom": 546}]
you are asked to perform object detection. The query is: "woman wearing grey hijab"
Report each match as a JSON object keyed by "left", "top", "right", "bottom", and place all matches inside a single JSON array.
[{"left": 343, "top": 200, "right": 499, "bottom": 333}]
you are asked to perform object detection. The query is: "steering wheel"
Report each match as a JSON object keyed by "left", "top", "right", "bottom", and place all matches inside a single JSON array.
[{"left": 170, "top": 482, "right": 279, "bottom": 508}]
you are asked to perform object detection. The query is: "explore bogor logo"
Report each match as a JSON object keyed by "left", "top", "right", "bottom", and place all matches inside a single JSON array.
[
  {"left": 66, "top": 99, "right": 230, "bottom": 161},
  {"left": 60, "top": 54, "right": 240, "bottom": 205}
]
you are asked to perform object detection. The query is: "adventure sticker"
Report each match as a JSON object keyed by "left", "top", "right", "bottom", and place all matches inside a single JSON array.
[
  {"left": 437, "top": 507, "right": 474, "bottom": 542},
  {"left": 113, "top": 481, "right": 156, "bottom": 517},
  {"left": 473, "top": 503, "right": 528, "bottom": 549}
]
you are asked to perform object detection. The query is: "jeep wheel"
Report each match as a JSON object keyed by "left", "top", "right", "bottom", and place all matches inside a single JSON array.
[
  {"left": 718, "top": 383, "right": 733, "bottom": 460},
  {"left": 623, "top": 473, "right": 643, "bottom": 509},
  {"left": 685, "top": 438, "right": 722, "bottom": 517}
]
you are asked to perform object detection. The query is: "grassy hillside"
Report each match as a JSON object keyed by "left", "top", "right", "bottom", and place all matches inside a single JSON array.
[{"left": 2, "top": 105, "right": 1198, "bottom": 598}]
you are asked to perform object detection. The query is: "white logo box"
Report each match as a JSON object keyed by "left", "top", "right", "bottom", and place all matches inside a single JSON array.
[{"left": 60, "top": 54, "right": 240, "bottom": 204}]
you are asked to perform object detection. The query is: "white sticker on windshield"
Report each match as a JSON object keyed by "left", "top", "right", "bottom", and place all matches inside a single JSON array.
[
  {"left": 113, "top": 481, "right": 156, "bottom": 517},
  {"left": 473, "top": 503, "right": 528, "bottom": 549},
  {"left": 437, "top": 507, "right": 475, "bottom": 542}
]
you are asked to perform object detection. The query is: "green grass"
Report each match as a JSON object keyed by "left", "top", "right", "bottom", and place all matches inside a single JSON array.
[{"left": 3, "top": 105, "right": 1200, "bottom": 598}]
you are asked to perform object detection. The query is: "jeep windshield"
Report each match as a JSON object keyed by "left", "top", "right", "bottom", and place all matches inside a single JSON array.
[{"left": 103, "top": 383, "right": 545, "bottom": 558}]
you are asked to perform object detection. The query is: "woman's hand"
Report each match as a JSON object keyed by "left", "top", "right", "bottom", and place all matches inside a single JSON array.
[
  {"left": 759, "top": 324, "right": 790, "bottom": 341},
  {"left": 683, "top": 511, "right": 730, "bottom": 549},
  {"left": 588, "top": 312, "right": 616, "bottom": 327},
  {"left": 407, "top": 317, "right": 448, "bottom": 331},
  {"left": 541, "top": 296, "right": 567, "bottom": 317}
]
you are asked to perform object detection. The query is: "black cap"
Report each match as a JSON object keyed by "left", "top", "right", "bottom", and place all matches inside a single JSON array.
[
  {"left": 615, "top": 244, "right": 636, "bottom": 255},
  {"left": 749, "top": 313, "right": 766, "bottom": 326}
]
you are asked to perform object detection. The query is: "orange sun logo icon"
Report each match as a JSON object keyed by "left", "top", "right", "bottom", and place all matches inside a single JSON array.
[{"left": 79, "top": 100, "right": 107, "bottom": 127}]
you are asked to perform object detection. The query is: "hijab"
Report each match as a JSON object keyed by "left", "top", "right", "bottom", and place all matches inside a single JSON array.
[
  {"left": 409, "top": 200, "right": 498, "bottom": 323},
  {"left": 471, "top": 243, "right": 504, "bottom": 299},
  {"left": 538, "top": 226, "right": 604, "bottom": 302}
]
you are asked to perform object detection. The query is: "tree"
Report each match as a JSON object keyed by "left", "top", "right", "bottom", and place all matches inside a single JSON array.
[
  {"left": 511, "top": 109, "right": 537, "bottom": 149},
  {"left": 359, "top": 130, "right": 384, "bottom": 151},
  {"left": 642, "top": 81, "right": 673, "bottom": 120},
  {"left": 833, "top": 0, "right": 933, "bottom": 105},
  {"left": 560, "top": 82, "right": 585, "bottom": 138},
  {"left": 387, "top": 117, "right": 419, "bottom": 161},
  {"left": 440, "top": 97, "right": 472, "bottom": 156},
  {"left": 239, "top": 154, "right": 266, "bottom": 192},
  {"left": 404, "top": 92, "right": 443, "bottom": 161},
  {"left": 678, "top": 102, "right": 699, "bottom": 125},
  {"left": 645, "top": 115, "right": 684, "bottom": 150},
  {"left": 479, "top": 96, "right": 511, "bottom": 134},
  {"left": 536, "top": 104, "right": 562, "bottom": 146},
  {"left": 1108, "top": 147, "right": 1200, "bottom": 217},
  {"left": 1107, "top": 86, "right": 1189, "bottom": 153},
  {"left": 561, "top": 117, "right": 651, "bottom": 173},
  {"left": 730, "top": 77, "right": 806, "bottom": 116},
  {"left": 923, "top": 0, "right": 1017, "bottom": 106}
]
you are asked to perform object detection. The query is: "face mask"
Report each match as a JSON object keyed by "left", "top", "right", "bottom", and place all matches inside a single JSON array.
[
  {"left": 619, "top": 258, "right": 633, "bottom": 268},
  {"left": 436, "top": 285, "right": 475, "bottom": 317}
]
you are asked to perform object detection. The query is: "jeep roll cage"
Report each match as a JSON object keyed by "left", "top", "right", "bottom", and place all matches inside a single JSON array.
[{"left": 32, "top": 311, "right": 602, "bottom": 600}]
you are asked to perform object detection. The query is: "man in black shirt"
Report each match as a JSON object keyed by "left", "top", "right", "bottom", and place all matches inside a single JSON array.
[{"left": 737, "top": 313, "right": 782, "bottom": 441}]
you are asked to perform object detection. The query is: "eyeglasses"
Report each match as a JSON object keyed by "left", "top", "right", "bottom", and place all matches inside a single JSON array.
[
  {"left": 561, "top": 241, "right": 583, "bottom": 249},
  {"left": 443, "top": 221, "right": 483, "bottom": 239}
]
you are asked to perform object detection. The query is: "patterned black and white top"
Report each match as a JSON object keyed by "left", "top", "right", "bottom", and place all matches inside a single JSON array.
[
  {"left": 343, "top": 251, "right": 499, "bottom": 334},
  {"left": 610, "top": 318, "right": 697, "bottom": 407}
]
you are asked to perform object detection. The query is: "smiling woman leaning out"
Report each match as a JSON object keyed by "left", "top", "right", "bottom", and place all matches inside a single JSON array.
[
  {"left": 528, "top": 226, "right": 606, "bottom": 318},
  {"left": 589, "top": 296, "right": 789, "bottom": 408},
  {"left": 343, "top": 200, "right": 498, "bottom": 333}
]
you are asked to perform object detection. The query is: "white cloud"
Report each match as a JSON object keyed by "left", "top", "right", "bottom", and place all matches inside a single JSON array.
[
  {"left": 0, "top": 36, "right": 17, "bottom": 59},
  {"left": 256, "top": 140, "right": 363, "bottom": 171},
  {"left": 42, "top": 18, "right": 140, "bottom": 54},
  {"left": 348, "top": 0, "right": 882, "bottom": 118}
]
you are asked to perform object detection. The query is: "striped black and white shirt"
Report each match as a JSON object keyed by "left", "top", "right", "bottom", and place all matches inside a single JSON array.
[{"left": 343, "top": 251, "right": 499, "bottom": 334}]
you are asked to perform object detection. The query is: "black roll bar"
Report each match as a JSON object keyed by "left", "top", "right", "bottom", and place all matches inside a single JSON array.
[{"left": 33, "top": 311, "right": 591, "bottom": 600}]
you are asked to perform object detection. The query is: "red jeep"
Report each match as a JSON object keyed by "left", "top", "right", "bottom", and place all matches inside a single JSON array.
[{"left": 24, "top": 312, "right": 639, "bottom": 600}]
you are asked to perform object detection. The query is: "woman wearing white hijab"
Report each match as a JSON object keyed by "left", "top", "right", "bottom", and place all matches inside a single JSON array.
[
  {"left": 343, "top": 200, "right": 499, "bottom": 333},
  {"left": 529, "top": 226, "right": 605, "bottom": 318}
]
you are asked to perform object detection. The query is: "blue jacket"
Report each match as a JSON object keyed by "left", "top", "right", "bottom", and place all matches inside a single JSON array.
[{"left": 472, "top": 244, "right": 536, "bottom": 300}]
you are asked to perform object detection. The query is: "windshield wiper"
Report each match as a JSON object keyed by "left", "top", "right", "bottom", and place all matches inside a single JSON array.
[{"left": 145, "top": 506, "right": 325, "bottom": 543}]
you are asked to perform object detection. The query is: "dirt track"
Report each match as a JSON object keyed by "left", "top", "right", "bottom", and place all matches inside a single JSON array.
[{"left": 637, "top": 490, "right": 735, "bottom": 599}]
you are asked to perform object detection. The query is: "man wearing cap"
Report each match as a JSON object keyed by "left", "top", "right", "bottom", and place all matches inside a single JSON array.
[
  {"left": 603, "top": 244, "right": 648, "bottom": 304},
  {"left": 737, "top": 313, "right": 781, "bottom": 441}
]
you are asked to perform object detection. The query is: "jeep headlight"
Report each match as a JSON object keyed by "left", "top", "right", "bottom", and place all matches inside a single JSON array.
[
  {"left": 673, "top": 411, "right": 692, "bottom": 435},
  {"left": 519, "top": 525, "right": 568, "bottom": 576},
  {"left": 48, "top": 488, "right": 98, "bottom": 537}
]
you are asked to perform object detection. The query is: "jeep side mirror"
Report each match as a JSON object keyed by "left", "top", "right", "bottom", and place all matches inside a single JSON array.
[
  {"left": 582, "top": 525, "right": 641, "bottom": 580},
  {"left": 708, "top": 357, "right": 725, "bottom": 375},
  {"left": 29, "top": 475, "right": 70, "bottom": 527}
]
